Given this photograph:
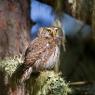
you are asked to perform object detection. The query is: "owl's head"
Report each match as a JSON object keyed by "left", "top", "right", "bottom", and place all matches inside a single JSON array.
[
  {"left": 38, "top": 27, "right": 65, "bottom": 50},
  {"left": 38, "top": 27, "right": 63, "bottom": 38}
]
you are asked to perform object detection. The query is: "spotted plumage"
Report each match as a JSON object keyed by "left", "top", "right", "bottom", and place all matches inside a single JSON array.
[{"left": 18, "top": 27, "right": 65, "bottom": 82}]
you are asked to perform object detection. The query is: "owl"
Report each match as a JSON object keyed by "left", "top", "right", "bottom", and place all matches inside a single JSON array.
[{"left": 17, "top": 27, "right": 65, "bottom": 82}]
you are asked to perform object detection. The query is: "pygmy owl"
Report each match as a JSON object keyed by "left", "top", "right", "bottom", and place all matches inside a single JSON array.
[{"left": 19, "top": 27, "right": 65, "bottom": 82}]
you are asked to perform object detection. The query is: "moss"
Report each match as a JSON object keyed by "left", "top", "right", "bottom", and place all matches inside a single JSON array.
[
  {"left": 26, "top": 71, "right": 72, "bottom": 95},
  {"left": 0, "top": 56, "right": 71, "bottom": 95},
  {"left": 0, "top": 55, "right": 23, "bottom": 77}
]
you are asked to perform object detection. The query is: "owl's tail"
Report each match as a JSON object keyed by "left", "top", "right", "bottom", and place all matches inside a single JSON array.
[
  {"left": 11, "top": 63, "right": 33, "bottom": 84},
  {"left": 20, "top": 64, "right": 33, "bottom": 82}
]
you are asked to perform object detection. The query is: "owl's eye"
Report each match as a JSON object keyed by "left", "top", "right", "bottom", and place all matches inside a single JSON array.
[
  {"left": 45, "top": 27, "right": 59, "bottom": 37},
  {"left": 48, "top": 30, "right": 51, "bottom": 33},
  {"left": 46, "top": 29, "right": 53, "bottom": 35}
]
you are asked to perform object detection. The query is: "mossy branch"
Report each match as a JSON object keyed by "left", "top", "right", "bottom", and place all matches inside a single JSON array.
[
  {"left": 0, "top": 56, "right": 71, "bottom": 95},
  {"left": 25, "top": 71, "right": 71, "bottom": 95}
]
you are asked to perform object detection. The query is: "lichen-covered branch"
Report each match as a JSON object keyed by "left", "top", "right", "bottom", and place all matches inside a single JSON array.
[{"left": 0, "top": 56, "right": 71, "bottom": 95}]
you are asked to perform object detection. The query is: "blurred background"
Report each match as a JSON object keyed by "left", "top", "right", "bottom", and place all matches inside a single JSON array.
[
  {"left": 28, "top": 0, "right": 95, "bottom": 94},
  {"left": 31, "top": 0, "right": 95, "bottom": 82},
  {"left": 0, "top": 0, "right": 95, "bottom": 94}
]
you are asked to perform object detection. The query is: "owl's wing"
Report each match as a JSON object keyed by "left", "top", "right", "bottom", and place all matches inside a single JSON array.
[
  {"left": 31, "top": 38, "right": 58, "bottom": 71},
  {"left": 24, "top": 37, "right": 49, "bottom": 65},
  {"left": 12, "top": 38, "right": 57, "bottom": 82}
]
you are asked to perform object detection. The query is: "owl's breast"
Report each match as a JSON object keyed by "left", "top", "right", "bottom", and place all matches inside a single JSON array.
[
  {"left": 44, "top": 45, "right": 60, "bottom": 69},
  {"left": 33, "top": 44, "right": 60, "bottom": 71},
  {"left": 28, "top": 38, "right": 60, "bottom": 71}
]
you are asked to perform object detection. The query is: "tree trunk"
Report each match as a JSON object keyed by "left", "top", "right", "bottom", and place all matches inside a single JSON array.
[
  {"left": 0, "top": 0, "right": 30, "bottom": 95},
  {"left": 65, "top": 0, "right": 93, "bottom": 24},
  {"left": 0, "top": 0, "right": 30, "bottom": 59}
]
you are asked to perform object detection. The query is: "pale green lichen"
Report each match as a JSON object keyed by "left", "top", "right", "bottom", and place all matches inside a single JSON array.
[
  {"left": 27, "top": 71, "right": 72, "bottom": 95},
  {"left": 0, "top": 57, "right": 71, "bottom": 95},
  {"left": 0, "top": 55, "right": 23, "bottom": 77}
]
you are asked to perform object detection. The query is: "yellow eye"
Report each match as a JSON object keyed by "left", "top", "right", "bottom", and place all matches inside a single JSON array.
[
  {"left": 46, "top": 28, "right": 58, "bottom": 37},
  {"left": 48, "top": 30, "right": 51, "bottom": 33},
  {"left": 47, "top": 29, "right": 53, "bottom": 36}
]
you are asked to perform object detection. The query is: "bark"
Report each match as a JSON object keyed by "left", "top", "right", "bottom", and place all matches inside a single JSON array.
[
  {"left": 67, "top": 0, "right": 93, "bottom": 25},
  {"left": 0, "top": 0, "right": 30, "bottom": 94},
  {"left": 0, "top": 0, "right": 30, "bottom": 59}
]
